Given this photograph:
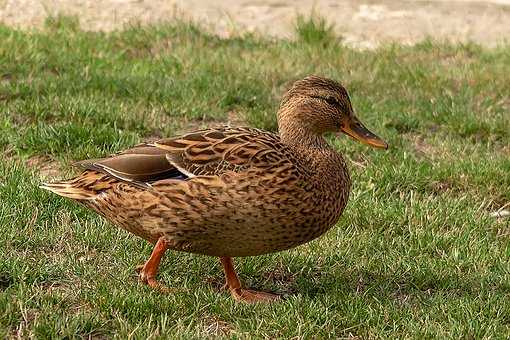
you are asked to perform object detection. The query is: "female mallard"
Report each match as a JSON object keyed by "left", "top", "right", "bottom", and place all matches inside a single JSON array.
[{"left": 41, "top": 76, "right": 387, "bottom": 303}]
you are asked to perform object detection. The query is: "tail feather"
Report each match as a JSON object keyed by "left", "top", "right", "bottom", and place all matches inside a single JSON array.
[
  {"left": 40, "top": 171, "right": 111, "bottom": 200},
  {"left": 40, "top": 181, "right": 95, "bottom": 200}
]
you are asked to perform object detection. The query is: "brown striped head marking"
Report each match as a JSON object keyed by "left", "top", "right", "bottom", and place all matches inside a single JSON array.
[{"left": 278, "top": 75, "right": 387, "bottom": 149}]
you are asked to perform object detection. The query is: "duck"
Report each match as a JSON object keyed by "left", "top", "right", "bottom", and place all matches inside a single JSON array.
[{"left": 41, "top": 76, "right": 387, "bottom": 303}]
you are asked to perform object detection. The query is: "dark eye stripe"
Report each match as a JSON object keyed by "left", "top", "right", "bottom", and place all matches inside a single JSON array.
[{"left": 310, "top": 95, "right": 339, "bottom": 106}]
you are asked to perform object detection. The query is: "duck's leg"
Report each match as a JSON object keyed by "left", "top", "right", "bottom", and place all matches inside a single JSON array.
[
  {"left": 137, "top": 237, "right": 169, "bottom": 291},
  {"left": 220, "top": 257, "right": 280, "bottom": 303}
]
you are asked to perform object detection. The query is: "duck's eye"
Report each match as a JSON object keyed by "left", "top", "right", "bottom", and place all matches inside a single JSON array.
[{"left": 325, "top": 96, "right": 338, "bottom": 106}]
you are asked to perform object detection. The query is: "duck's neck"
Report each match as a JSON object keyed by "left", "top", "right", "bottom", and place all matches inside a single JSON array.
[
  {"left": 278, "top": 117, "right": 327, "bottom": 149},
  {"left": 277, "top": 109, "right": 350, "bottom": 192}
]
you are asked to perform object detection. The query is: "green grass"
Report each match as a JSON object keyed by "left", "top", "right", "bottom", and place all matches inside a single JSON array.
[
  {"left": 1, "top": 15, "right": 509, "bottom": 338},
  {"left": 295, "top": 12, "right": 337, "bottom": 46}
]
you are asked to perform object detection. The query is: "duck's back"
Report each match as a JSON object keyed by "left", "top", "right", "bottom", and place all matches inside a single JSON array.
[{"left": 42, "top": 126, "right": 350, "bottom": 257}]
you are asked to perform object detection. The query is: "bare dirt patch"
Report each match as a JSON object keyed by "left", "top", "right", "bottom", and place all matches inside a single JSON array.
[
  {"left": 25, "top": 154, "right": 61, "bottom": 179},
  {"left": 405, "top": 133, "right": 444, "bottom": 160}
]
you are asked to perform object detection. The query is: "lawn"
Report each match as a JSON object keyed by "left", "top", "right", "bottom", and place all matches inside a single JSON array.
[{"left": 0, "top": 15, "right": 509, "bottom": 339}]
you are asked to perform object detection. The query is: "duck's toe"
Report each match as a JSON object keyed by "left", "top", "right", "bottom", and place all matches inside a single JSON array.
[{"left": 137, "top": 269, "right": 174, "bottom": 293}]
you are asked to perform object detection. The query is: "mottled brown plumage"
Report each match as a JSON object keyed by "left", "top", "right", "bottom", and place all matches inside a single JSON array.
[{"left": 41, "top": 76, "right": 387, "bottom": 302}]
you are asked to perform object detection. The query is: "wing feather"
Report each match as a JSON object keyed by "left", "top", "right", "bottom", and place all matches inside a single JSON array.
[
  {"left": 152, "top": 126, "right": 294, "bottom": 177},
  {"left": 73, "top": 144, "right": 186, "bottom": 187},
  {"left": 72, "top": 126, "right": 296, "bottom": 187}
]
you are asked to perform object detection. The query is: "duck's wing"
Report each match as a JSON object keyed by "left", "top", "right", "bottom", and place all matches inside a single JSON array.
[
  {"left": 73, "top": 126, "right": 296, "bottom": 188},
  {"left": 73, "top": 143, "right": 185, "bottom": 189},
  {"left": 151, "top": 126, "right": 295, "bottom": 178}
]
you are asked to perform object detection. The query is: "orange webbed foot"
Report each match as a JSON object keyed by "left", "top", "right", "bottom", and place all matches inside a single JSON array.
[
  {"left": 135, "top": 237, "right": 172, "bottom": 293},
  {"left": 137, "top": 267, "right": 172, "bottom": 293},
  {"left": 220, "top": 256, "right": 280, "bottom": 304}
]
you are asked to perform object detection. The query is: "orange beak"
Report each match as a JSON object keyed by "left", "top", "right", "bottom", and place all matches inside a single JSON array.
[{"left": 339, "top": 115, "right": 388, "bottom": 149}]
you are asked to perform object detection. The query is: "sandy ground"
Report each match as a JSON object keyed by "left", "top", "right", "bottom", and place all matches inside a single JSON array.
[{"left": 1, "top": 0, "right": 510, "bottom": 48}]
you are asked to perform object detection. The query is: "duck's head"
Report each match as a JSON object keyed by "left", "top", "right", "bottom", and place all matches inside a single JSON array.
[{"left": 278, "top": 75, "right": 388, "bottom": 149}]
